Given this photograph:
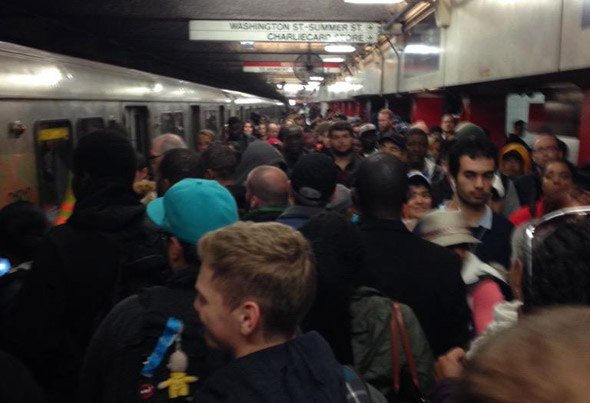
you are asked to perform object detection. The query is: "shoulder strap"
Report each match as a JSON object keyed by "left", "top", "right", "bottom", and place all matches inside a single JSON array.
[{"left": 390, "top": 302, "right": 422, "bottom": 397}]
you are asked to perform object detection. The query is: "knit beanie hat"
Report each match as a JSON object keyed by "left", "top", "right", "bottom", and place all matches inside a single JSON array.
[
  {"left": 73, "top": 130, "right": 137, "bottom": 186},
  {"left": 454, "top": 123, "right": 488, "bottom": 142}
]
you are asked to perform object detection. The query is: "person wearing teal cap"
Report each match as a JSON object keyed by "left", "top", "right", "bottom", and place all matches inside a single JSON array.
[
  {"left": 80, "top": 178, "right": 238, "bottom": 402},
  {"left": 147, "top": 178, "right": 239, "bottom": 244}
]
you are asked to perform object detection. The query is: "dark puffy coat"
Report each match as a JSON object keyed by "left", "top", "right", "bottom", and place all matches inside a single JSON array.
[
  {"left": 7, "top": 184, "right": 166, "bottom": 403},
  {"left": 79, "top": 269, "right": 225, "bottom": 403},
  {"left": 0, "top": 350, "right": 46, "bottom": 403},
  {"left": 192, "top": 332, "right": 346, "bottom": 403},
  {"left": 299, "top": 212, "right": 363, "bottom": 365}
]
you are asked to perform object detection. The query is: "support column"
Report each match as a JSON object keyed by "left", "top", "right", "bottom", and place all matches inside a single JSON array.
[
  {"left": 577, "top": 90, "right": 590, "bottom": 166},
  {"left": 412, "top": 96, "right": 442, "bottom": 128},
  {"left": 467, "top": 95, "right": 507, "bottom": 150}
]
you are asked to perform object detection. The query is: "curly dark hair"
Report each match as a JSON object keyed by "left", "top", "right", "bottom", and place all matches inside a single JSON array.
[{"left": 523, "top": 216, "right": 590, "bottom": 313}]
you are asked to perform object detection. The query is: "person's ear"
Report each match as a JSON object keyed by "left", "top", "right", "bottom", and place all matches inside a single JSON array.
[
  {"left": 250, "top": 195, "right": 262, "bottom": 209},
  {"left": 236, "top": 300, "right": 261, "bottom": 337},
  {"left": 510, "top": 259, "right": 524, "bottom": 301},
  {"left": 205, "top": 169, "right": 215, "bottom": 180},
  {"left": 449, "top": 176, "right": 457, "bottom": 193},
  {"left": 162, "top": 178, "right": 171, "bottom": 192},
  {"left": 168, "top": 236, "right": 183, "bottom": 265}
]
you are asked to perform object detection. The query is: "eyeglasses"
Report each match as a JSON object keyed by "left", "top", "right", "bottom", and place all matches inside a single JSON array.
[
  {"left": 532, "top": 145, "right": 559, "bottom": 154},
  {"left": 524, "top": 206, "right": 590, "bottom": 289}
]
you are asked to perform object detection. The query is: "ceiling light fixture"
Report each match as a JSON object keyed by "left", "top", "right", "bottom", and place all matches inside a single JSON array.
[
  {"left": 404, "top": 44, "right": 441, "bottom": 55},
  {"left": 325, "top": 44, "right": 356, "bottom": 53},
  {"left": 343, "top": 0, "right": 403, "bottom": 3}
]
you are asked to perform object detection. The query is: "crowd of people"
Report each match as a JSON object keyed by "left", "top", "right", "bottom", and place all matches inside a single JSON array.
[{"left": 1, "top": 108, "right": 590, "bottom": 403}]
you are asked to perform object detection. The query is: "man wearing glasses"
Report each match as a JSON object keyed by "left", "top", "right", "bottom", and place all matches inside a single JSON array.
[
  {"left": 150, "top": 133, "right": 187, "bottom": 171},
  {"left": 514, "top": 132, "right": 563, "bottom": 209}
]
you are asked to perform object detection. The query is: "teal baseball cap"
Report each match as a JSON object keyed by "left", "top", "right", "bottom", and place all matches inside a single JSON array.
[{"left": 147, "top": 178, "right": 238, "bottom": 244}]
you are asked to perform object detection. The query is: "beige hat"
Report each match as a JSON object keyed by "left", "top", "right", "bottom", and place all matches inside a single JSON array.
[{"left": 416, "top": 210, "right": 480, "bottom": 247}]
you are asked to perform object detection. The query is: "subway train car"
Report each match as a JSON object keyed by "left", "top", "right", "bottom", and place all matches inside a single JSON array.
[{"left": 0, "top": 41, "right": 284, "bottom": 212}]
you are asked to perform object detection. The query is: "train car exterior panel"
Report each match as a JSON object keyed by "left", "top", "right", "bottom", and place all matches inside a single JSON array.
[{"left": 0, "top": 42, "right": 285, "bottom": 211}]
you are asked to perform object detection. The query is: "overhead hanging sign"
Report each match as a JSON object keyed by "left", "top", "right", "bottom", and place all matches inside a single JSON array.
[
  {"left": 243, "top": 62, "right": 341, "bottom": 74},
  {"left": 189, "top": 20, "right": 380, "bottom": 43}
]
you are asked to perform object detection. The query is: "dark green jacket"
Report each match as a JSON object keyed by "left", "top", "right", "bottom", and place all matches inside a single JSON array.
[{"left": 350, "top": 287, "right": 435, "bottom": 400}]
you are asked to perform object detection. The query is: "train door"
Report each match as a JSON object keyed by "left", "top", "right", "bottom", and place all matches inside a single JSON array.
[
  {"left": 191, "top": 105, "right": 201, "bottom": 147},
  {"left": 33, "top": 119, "right": 73, "bottom": 216},
  {"left": 219, "top": 105, "right": 226, "bottom": 139},
  {"left": 124, "top": 106, "right": 149, "bottom": 157}
]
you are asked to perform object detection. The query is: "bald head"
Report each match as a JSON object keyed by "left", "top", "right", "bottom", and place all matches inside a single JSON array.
[
  {"left": 151, "top": 133, "right": 187, "bottom": 168},
  {"left": 246, "top": 165, "right": 290, "bottom": 208},
  {"left": 267, "top": 123, "right": 280, "bottom": 139},
  {"left": 354, "top": 152, "right": 408, "bottom": 219}
]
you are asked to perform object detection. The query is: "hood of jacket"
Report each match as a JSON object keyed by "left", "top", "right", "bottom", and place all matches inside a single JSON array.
[
  {"left": 234, "top": 140, "right": 286, "bottom": 185},
  {"left": 68, "top": 183, "right": 145, "bottom": 231},
  {"left": 195, "top": 331, "right": 345, "bottom": 402}
]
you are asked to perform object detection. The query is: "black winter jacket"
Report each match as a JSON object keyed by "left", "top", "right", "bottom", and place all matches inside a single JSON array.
[
  {"left": 359, "top": 218, "right": 471, "bottom": 356},
  {"left": 7, "top": 184, "right": 166, "bottom": 403},
  {"left": 79, "top": 269, "right": 224, "bottom": 403},
  {"left": 193, "top": 331, "right": 346, "bottom": 403}
]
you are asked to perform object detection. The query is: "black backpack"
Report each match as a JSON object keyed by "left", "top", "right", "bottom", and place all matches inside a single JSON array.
[{"left": 99, "top": 286, "right": 227, "bottom": 403}]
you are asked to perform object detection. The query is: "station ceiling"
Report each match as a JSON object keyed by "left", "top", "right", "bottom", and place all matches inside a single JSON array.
[{"left": 0, "top": 0, "right": 408, "bottom": 100}]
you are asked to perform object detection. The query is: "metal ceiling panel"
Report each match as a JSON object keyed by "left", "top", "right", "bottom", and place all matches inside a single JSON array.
[{"left": 1, "top": 0, "right": 406, "bottom": 99}]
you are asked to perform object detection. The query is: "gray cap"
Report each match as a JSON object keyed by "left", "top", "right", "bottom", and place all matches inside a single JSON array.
[
  {"left": 359, "top": 123, "right": 377, "bottom": 136},
  {"left": 416, "top": 210, "right": 480, "bottom": 247}
]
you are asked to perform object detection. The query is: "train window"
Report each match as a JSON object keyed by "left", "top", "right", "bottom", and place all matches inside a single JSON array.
[
  {"left": 160, "top": 112, "right": 185, "bottom": 137},
  {"left": 77, "top": 117, "right": 104, "bottom": 140},
  {"left": 34, "top": 119, "right": 73, "bottom": 215},
  {"left": 219, "top": 106, "right": 226, "bottom": 133},
  {"left": 191, "top": 106, "right": 201, "bottom": 147},
  {"left": 124, "top": 106, "right": 149, "bottom": 157},
  {"left": 204, "top": 110, "right": 219, "bottom": 133}
]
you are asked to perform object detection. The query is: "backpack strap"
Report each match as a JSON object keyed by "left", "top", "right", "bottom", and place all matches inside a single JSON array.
[{"left": 390, "top": 302, "right": 424, "bottom": 401}]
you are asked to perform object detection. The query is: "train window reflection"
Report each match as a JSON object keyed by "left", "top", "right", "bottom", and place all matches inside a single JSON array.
[
  {"left": 77, "top": 117, "right": 104, "bottom": 140},
  {"left": 160, "top": 112, "right": 185, "bottom": 137},
  {"left": 34, "top": 119, "right": 73, "bottom": 217}
]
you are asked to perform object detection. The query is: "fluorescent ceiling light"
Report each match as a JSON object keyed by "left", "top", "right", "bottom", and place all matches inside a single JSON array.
[
  {"left": 321, "top": 56, "right": 345, "bottom": 63},
  {"left": 6, "top": 67, "right": 63, "bottom": 87},
  {"left": 404, "top": 44, "right": 441, "bottom": 55},
  {"left": 344, "top": 0, "right": 403, "bottom": 3},
  {"left": 309, "top": 76, "right": 324, "bottom": 81},
  {"left": 283, "top": 83, "right": 305, "bottom": 92},
  {"left": 325, "top": 44, "right": 356, "bottom": 53},
  {"left": 235, "top": 97, "right": 264, "bottom": 105}
]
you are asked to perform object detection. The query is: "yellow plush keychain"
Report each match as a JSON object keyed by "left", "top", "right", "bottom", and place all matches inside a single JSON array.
[{"left": 157, "top": 336, "right": 198, "bottom": 398}]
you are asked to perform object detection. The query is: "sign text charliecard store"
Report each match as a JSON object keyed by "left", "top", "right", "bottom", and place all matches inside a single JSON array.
[{"left": 189, "top": 20, "right": 380, "bottom": 43}]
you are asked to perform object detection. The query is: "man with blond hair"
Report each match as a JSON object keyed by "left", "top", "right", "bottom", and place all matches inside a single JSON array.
[{"left": 192, "top": 222, "right": 361, "bottom": 402}]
